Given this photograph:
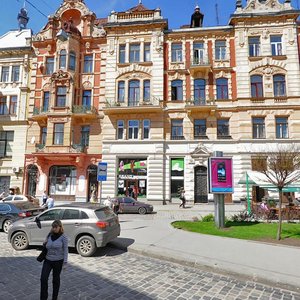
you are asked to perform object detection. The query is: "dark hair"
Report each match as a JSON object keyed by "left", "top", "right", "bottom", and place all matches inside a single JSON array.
[{"left": 51, "top": 220, "right": 64, "bottom": 234}]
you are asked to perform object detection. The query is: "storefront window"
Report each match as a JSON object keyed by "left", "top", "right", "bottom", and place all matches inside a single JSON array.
[
  {"left": 49, "top": 166, "right": 77, "bottom": 195},
  {"left": 117, "top": 158, "right": 147, "bottom": 198},
  {"left": 171, "top": 158, "right": 184, "bottom": 199}
]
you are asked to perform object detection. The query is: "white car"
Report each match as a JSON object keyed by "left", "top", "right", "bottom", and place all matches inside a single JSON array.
[{"left": 1, "top": 195, "right": 39, "bottom": 206}]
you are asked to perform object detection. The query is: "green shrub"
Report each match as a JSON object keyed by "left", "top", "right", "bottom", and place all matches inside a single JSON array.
[{"left": 201, "top": 213, "right": 214, "bottom": 222}]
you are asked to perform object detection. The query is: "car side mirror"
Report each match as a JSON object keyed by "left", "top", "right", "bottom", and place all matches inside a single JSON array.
[{"left": 34, "top": 216, "right": 39, "bottom": 222}]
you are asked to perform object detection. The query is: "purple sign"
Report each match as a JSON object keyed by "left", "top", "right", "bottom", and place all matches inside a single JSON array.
[{"left": 208, "top": 157, "right": 233, "bottom": 194}]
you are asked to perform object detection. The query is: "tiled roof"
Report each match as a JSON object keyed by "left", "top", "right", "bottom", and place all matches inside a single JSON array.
[{"left": 128, "top": 4, "right": 150, "bottom": 12}]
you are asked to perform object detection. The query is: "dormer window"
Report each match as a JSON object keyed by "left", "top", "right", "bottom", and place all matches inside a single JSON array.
[
  {"left": 59, "top": 50, "right": 67, "bottom": 69},
  {"left": 69, "top": 51, "right": 76, "bottom": 70}
]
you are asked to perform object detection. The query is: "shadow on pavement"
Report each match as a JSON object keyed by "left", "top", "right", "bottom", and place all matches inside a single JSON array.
[{"left": 108, "top": 237, "right": 135, "bottom": 251}]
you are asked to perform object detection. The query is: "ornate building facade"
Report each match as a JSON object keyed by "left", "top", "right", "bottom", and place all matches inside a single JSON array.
[
  {"left": 0, "top": 27, "right": 32, "bottom": 194},
  {"left": 18, "top": 0, "right": 300, "bottom": 203}
]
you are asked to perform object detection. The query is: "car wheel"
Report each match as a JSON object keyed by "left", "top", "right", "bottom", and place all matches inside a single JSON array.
[
  {"left": 11, "top": 232, "right": 29, "bottom": 251},
  {"left": 76, "top": 236, "right": 96, "bottom": 257},
  {"left": 138, "top": 207, "right": 147, "bottom": 215},
  {"left": 3, "top": 219, "right": 12, "bottom": 233}
]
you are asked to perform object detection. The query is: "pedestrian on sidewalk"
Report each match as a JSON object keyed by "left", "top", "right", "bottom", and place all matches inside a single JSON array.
[
  {"left": 40, "top": 220, "right": 68, "bottom": 300},
  {"left": 45, "top": 196, "right": 54, "bottom": 209},
  {"left": 179, "top": 188, "right": 186, "bottom": 208}
]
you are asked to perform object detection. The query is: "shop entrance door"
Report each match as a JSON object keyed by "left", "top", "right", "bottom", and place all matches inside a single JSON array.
[
  {"left": 125, "top": 180, "right": 138, "bottom": 199},
  {"left": 194, "top": 166, "right": 208, "bottom": 203}
]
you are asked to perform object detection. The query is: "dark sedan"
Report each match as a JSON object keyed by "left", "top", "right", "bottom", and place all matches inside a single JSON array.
[
  {"left": 0, "top": 202, "right": 44, "bottom": 233},
  {"left": 114, "top": 197, "right": 153, "bottom": 215}
]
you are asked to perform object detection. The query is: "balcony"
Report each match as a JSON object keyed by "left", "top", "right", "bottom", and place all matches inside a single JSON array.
[
  {"left": 31, "top": 107, "right": 49, "bottom": 125},
  {"left": 34, "top": 143, "right": 86, "bottom": 154},
  {"left": 71, "top": 105, "right": 98, "bottom": 123},
  {"left": 189, "top": 57, "right": 211, "bottom": 75},
  {"left": 185, "top": 97, "right": 217, "bottom": 113},
  {"left": 104, "top": 96, "right": 163, "bottom": 115}
]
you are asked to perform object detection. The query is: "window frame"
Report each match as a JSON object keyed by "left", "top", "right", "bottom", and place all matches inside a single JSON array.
[
  {"left": 82, "top": 90, "right": 92, "bottom": 107},
  {"left": 118, "top": 81, "right": 125, "bottom": 103},
  {"left": 194, "top": 79, "right": 206, "bottom": 103},
  {"left": 194, "top": 119, "right": 207, "bottom": 138},
  {"left": 11, "top": 66, "right": 20, "bottom": 82},
  {"left": 128, "top": 80, "right": 140, "bottom": 106},
  {"left": 217, "top": 119, "right": 230, "bottom": 138},
  {"left": 129, "top": 44, "right": 140, "bottom": 63},
  {"left": 252, "top": 117, "right": 265, "bottom": 139},
  {"left": 171, "top": 119, "right": 184, "bottom": 140},
  {"left": 119, "top": 44, "right": 126, "bottom": 64},
  {"left": 248, "top": 37, "right": 260, "bottom": 57},
  {"left": 0, "top": 131, "right": 14, "bottom": 158},
  {"left": 1, "top": 66, "right": 9, "bottom": 82},
  {"left": 215, "top": 40, "right": 226, "bottom": 60},
  {"left": 55, "top": 86, "right": 67, "bottom": 107},
  {"left": 41, "top": 127, "right": 47, "bottom": 145},
  {"left": 0, "top": 96, "right": 8, "bottom": 115},
  {"left": 59, "top": 50, "right": 67, "bottom": 69},
  {"left": 275, "top": 117, "right": 288, "bottom": 139},
  {"left": 273, "top": 74, "right": 286, "bottom": 97},
  {"left": 270, "top": 35, "right": 283, "bottom": 56},
  {"left": 143, "top": 80, "right": 150, "bottom": 102},
  {"left": 81, "top": 125, "right": 90, "bottom": 147},
  {"left": 143, "top": 119, "right": 150, "bottom": 139},
  {"left": 9, "top": 96, "right": 17, "bottom": 115},
  {"left": 42, "top": 91, "right": 50, "bottom": 112},
  {"left": 216, "top": 78, "right": 228, "bottom": 100},
  {"left": 171, "top": 43, "right": 183, "bottom": 63},
  {"left": 53, "top": 123, "right": 64, "bottom": 145},
  {"left": 128, "top": 120, "right": 139, "bottom": 140},
  {"left": 117, "top": 120, "right": 124, "bottom": 140},
  {"left": 171, "top": 80, "right": 183, "bottom": 101},
  {"left": 45, "top": 57, "right": 54, "bottom": 75},
  {"left": 83, "top": 54, "right": 93, "bottom": 73},
  {"left": 144, "top": 43, "right": 151, "bottom": 62},
  {"left": 250, "top": 75, "right": 264, "bottom": 98}
]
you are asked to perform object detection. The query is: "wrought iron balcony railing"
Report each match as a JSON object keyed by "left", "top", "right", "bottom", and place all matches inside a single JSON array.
[
  {"left": 72, "top": 105, "right": 97, "bottom": 114},
  {"left": 33, "top": 107, "right": 49, "bottom": 115},
  {"left": 105, "top": 96, "right": 161, "bottom": 108}
]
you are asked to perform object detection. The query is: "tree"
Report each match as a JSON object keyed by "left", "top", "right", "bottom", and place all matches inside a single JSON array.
[{"left": 253, "top": 145, "right": 300, "bottom": 240}]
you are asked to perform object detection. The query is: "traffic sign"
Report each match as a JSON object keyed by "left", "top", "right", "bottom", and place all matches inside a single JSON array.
[{"left": 97, "top": 162, "right": 107, "bottom": 181}]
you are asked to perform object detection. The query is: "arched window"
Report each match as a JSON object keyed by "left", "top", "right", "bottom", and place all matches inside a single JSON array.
[
  {"left": 273, "top": 74, "right": 286, "bottom": 97},
  {"left": 194, "top": 79, "right": 206, "bottom": 104},
  {"left": 128, "top": 80, "right": 140, "bottom": 106},
  {"left": 216, "top": 78, "right": 228, "bottom": 100},
  {"left": 69, "top": 51, "right": 76, "bottom": 71},
  {"left": 171, "top": 80, "right": 183, "bottom": 100},
  {"left": 118, "top": 81, "right": 125, "bottom": 103},
  {"left": 250, "top": 75, "right": 263, "bottom": 98},
  {"left": 59, "top": 50, "right": 66, "bottom": 69}
]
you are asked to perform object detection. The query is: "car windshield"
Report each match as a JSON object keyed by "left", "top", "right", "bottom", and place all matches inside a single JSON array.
[
  {"left": 14, "top": 202, "right": 36, "bottom": 210},
  {"left": 94, "top": 207, "right": 115, "bottom": 219}
]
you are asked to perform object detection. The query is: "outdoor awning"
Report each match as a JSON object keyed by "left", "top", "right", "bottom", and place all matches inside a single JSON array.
[{"left": 238, "top": 170, "right": 300, "bottom": 192}]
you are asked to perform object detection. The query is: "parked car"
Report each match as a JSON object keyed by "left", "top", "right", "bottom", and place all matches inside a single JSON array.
[
  {"left": 1, "top": 195, "right": 40, "bottom": 206},
  {"left": 0, "top": 202, "right": 44, "bottom": 233},
  {"left": 113, "top": 196, "right": 153, "bottom": 215},
  {"left": 7, "top": 203, "right": 120, "bottom": 257}
]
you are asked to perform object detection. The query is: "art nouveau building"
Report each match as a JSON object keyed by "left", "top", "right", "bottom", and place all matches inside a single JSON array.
[
  {"left": 0, "top": 28, "right": 32, "bottom": 193},
  {"left": 24, "top": 0, "right": 106, "bottom": 201}
]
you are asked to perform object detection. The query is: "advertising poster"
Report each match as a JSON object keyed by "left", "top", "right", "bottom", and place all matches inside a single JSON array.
[{"left": 208, "top": 157, "right": 233, "bottom": 193}]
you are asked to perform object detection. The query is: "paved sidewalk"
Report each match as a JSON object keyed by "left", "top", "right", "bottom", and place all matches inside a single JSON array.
[{"left": 111, "top": 204, "right": 300, "bottom": 290}]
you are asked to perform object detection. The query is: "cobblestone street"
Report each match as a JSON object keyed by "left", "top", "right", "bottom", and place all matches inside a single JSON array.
[{"left": 0, "top": 232, "right": 300, "bottom": 300}]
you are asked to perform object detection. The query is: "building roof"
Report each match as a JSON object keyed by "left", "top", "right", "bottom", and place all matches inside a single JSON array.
[
  {"left": 128, "top": 3, "right": 149, "bottom": 12},
  {"left": 0, "top": 29, "right": 31, "bottom": 50}
]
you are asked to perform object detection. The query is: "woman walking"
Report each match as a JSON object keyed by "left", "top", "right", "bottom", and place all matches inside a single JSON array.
[{"left": 40, "top": 220, "right": 68, "bottom": 300}]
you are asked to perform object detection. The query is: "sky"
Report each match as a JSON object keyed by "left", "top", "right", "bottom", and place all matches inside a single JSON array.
[{"left": 0, "top": 0, "right": 300, "bottom": 36}]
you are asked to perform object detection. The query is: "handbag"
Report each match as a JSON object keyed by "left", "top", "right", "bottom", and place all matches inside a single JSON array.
[{"left": 36, "top": 246, "right": 47, "bottom": 262}]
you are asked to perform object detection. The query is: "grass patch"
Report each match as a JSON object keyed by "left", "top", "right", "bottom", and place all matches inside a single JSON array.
[{"left": 172, "top": 221, "right": 300, "bottom": 241}]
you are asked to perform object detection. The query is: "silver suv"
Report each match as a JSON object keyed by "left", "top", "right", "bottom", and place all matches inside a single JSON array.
[{"left": 7, "top": 203, "right": 120, "bottom": 257}]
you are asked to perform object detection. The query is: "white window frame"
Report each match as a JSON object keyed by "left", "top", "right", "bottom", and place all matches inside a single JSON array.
[{"left": 128, "top": 120, "right": 139, "bottom": 140}]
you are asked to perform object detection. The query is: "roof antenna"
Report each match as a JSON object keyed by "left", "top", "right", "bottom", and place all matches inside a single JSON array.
[
  {"left": 215, "top": 2, "right": 220, "bottom": 26},
  {"left": 139, "top": 0, "right": 142, "bottom": 4}
]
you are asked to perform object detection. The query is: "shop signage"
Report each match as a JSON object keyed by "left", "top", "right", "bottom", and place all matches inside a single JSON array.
[
  {"left": 118, "top": 175, "right": 147, "bottom": 180},
  {"left": 97, "top": 162, "right": 107, "bottom": 181}
]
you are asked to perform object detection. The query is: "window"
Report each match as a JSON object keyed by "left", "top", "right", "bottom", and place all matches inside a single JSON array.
[
  {"left": 170, "top": 158, "right": 184, "bottom": 199},
  {"left": 171, "top": 119, "right": 184, "bottom": 140},
  {"left": 62, "top": 209, "right": 80, "bottom": 220},
  {"left": 9, "top": 96, "right": 17, "bottom": 115},
  {"left": 271, "top": 35, "right": 282, "bottom": 56},
  {"left": 119, "top": 45, "right": 126, "bottom": 63},
  {"left": 217, "top": 119, "right": 230, "bottom": 138},
  {"left": 194, "top": 119, "right": 207, "bottom": 138},
  {"left": 83, "top": 55, "right": 93, "bottom": 73},
  {"left": 248, "top": 37, "right": 260, "bottom": 57},
  {"left": 56, "top": 86, "right": 66, "bottom": 107},
  {"left": 81, "top": 126, "right": 90, "bottom": 147},
  {"left": 0, "top": 131, "right": 14, "bottom": 157},
  {"left": 42, "top": 92, "right": 50, "bottom": 112},
  {"left": 38, "top": 209, "right": 63, "bottom": 221},
  {"left": 143, "top": 120, "right": 150, "bottom": 139},
  {"left": 276, "top": 117, "right": 288, "bottom": 139},
  {"left": 0, "top": 97, "right": 8, "bottom": 115},
  {"left": 171, "top": 43, "right": 182, "bottom": 62},
  {"left": 194, "top": 79, "right": 206, "bottom": 103},
  {"left": 171, "top": 80, "right": 183, "bottom": 101},
  {"left": 45, "top": 57, "right": 54, "bottom": 75},
  {"left": 53, "top": 123, "right": 64, "bottom": 145},
  {"left": 118, "top": 81, "right": 125, "bottom": 103},
  {"left": 193, "top": 42, "right": 205, "bottom": 64},
  {"left": 143, "top": 80, "right": 150, "bottom": 102},
  {"left": 215, "top": 40, "right": 226, "bottom": 60},
  {"left": 11, "top": 66, "right": 20, "bottom": 82},
  {"left": 216, "top": 78, "right": 228, "bottom": 100},
  {"left": 128, "top": 120, "right": 139, "bottom": 139},
  {"left": 273, "top": 74, "right": 286, "bottom": 97},
  {"left": 82, "top": 90, "right": 91, "bottom": 107},
  {"left": 252, "top": 117, "right": 265, "bottom": 139},
  {"left": 41, "top": 127, "right": 47, "bottom": 145},
  {"left": 129, "top": 44, "right": 140, "bottom": 63},
  {"left": 251, "top": 75, "right": 263, "bottom": 98},
  {"left": 1, "top": 66, "right": 9, "bottom": 82},
  {"left": 117, "top": 120, "right": 124, "bottom": 140},
  {"left": 0, "top": 176, "right": 10, "bottom": 195},
  {"left": 128, "top": 80, "right": 140, "bottom": 106},
  {"left": 59, "top": 50, "right": 67, "bottom": 69},
  {"left": 69, "top": 51, "right": 76, "bottom": 70},
  {"left": 144, "top": 43, "right": 151, "bottom": 62},
  {"left": 49, "top": 166, "right": 77, "bottom": 195}
]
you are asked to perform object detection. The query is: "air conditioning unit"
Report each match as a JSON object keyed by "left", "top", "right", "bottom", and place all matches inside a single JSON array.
[{"left": 13, "top": 167, "right": 20, "bottom": 173}]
